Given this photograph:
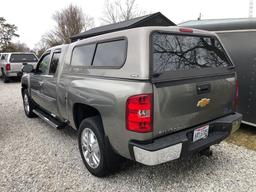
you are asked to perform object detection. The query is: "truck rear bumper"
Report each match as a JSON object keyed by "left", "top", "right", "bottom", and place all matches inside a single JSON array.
[
  {"left": 6, "top": 71, "right": 22, "bottom": 77},
  {"left": 129, "top": 113, "right": 242, "bottom": 166}
]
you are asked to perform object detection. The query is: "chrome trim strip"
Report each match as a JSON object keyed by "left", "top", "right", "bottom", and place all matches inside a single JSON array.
[
  {"left": 242, "top": 120, "right": 256, "bottom": 127},
  {"left": 33, "top": 109, "right": 58, "bottom": 128},
  {"left": 51, "top": 113, "right": 56, "bottom": 118}
]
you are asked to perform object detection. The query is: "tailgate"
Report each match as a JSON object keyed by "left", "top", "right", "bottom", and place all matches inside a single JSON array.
[
  {"left": 9, "top": 62, "right": 37, "bottom": 72},
  {"left": 151, "top": 30, "right": 236, "bottom": 137},
  {"left": 153, "top": 75, "right": 236, "bottom": 137},
  {"left": 9, "top": 53, "right": 38, "bottom": 72}
]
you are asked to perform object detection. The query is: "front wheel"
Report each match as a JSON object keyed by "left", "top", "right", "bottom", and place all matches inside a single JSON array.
[
  {"left": 78, "top": 116, "right": 121, "bottom": 177},
  {"left": 22, "top": 89, "right": 36, "bottom": 118}
]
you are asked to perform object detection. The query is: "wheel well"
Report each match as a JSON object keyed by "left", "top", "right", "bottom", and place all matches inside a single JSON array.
[{"left": 73, "top": 103, "right": 102, "bottom": 130}]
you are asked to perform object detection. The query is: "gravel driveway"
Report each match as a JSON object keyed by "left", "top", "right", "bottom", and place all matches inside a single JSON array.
[{"left": 0, "top": 81, "right": 256, "bottom": 192}]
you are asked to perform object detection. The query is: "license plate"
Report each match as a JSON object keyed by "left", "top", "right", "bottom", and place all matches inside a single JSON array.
[{"left": 193, "top": 125, "right": 209, "bottom": 142}]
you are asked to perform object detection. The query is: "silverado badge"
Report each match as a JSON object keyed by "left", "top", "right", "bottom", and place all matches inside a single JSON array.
[{"left": 197, "top": 98, "right": 210, "bottom": 108}]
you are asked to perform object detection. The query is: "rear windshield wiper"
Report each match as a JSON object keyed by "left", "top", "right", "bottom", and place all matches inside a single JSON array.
[{"left": 152, "top": 72, "right": 163, "bottom": 78}]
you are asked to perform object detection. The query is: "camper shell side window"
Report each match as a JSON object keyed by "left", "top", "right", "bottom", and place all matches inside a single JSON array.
[{"left": 70, "top": 38, "right": 127, "bottom": 70}]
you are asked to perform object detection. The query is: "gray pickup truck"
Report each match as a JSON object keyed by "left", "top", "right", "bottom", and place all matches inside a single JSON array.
[{"left": 21, "top": 26, "right": 242, "bottom": 177}]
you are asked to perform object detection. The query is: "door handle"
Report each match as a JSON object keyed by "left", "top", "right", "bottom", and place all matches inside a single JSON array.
[{"left": 197, "top": 83, "right": 211, "bottom": 94}]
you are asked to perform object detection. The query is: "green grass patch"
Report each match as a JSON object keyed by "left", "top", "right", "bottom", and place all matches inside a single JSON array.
[{"left": 226, "top": 124, "right": 256, "bottom": 151}]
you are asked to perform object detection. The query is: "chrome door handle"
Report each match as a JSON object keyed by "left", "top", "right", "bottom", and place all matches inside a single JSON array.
[{"left": 39, "top": 81, "right": 44, "bottom": 86}]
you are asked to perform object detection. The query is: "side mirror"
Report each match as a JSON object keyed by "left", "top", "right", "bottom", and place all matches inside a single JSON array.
[{"left": 22, "top": 64, "right": 34, "bottom": 73}]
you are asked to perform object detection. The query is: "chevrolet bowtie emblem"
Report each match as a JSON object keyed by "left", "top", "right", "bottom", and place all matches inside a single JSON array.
[{"left": 197, "top": 98, "right": 210, "bottom": 108}]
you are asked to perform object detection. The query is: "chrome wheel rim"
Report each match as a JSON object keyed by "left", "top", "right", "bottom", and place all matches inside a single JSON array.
[
  {"left": 24, "top": 94, "right": 30, "bottom": 114},
  {"left": 81, "top": 128, "right": 100, "bottom": 169}
]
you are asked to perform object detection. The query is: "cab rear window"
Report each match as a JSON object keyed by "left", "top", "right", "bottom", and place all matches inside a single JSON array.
[
  {"left": 10, "top": 54, "right": 38, "bottom": 63},
  {"left": 152, "top": 32, "right": 233, "bottom": 74}
]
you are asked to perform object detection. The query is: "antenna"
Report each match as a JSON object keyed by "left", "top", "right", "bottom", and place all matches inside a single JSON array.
[{"left": 249, "top": 0, "right": 254, "bottom": 18}]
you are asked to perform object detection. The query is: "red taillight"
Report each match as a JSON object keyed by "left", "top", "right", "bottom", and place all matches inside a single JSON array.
[
  {"left": 234, "top": 80, "right": 239, "bottom": 109},
  {"left": 5, "top": 63, "right": 11, "bottom": 71},
  {"left": 126, "top": 94, "right": 153, "bottom": 133},
  {"left": 179, "top": 28, "right": 193, "bottom": 33}
]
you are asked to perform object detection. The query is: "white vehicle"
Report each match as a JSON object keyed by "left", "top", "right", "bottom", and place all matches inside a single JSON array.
[{"left": 0, "top": 52, "right": 38, "bottom": 83}]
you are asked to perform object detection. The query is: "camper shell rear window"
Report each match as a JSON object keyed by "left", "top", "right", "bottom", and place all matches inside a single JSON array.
[
  {"left": 10, "top": 54, "right": 38, "bottom": 63},
  {"left": 151, "top": 32, "right": 233, "bottom": 77}
]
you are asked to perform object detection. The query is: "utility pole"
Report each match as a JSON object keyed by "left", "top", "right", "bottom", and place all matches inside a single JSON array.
[
  {"left": 249, "top": 0, "right": 254, "bottom": 18},
  {"left": 198, "top": 13, "right": 202, "bottom": 20}
]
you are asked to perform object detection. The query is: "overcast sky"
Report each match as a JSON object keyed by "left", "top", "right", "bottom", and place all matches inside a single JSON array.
[{"left": 0, "top": 0, "right": 252, "bottom": 49}]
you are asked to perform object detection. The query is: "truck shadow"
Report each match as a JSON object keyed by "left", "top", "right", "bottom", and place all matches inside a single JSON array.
[
  {"left": 118, "top": 153, "right": 216, "bottom": 173},
  {"left": 0, "top": 77, "right": 21, "bottom": 83},
  {"left": 59, "top": 125, "right": 78, "bottom": 139},
  {"left": 106, "top": 150, "right": 232, "bottom": 185}
]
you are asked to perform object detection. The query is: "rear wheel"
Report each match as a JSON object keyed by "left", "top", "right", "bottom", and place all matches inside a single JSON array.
[
  {"left": 22, "top": 89, "right": 36, "bottom": 118},
  {"left": 1, "top": 69, "right": 9, "bottom": 83},
  {"left": 78, "top": 116, "right": 121, "bottom": 177}
]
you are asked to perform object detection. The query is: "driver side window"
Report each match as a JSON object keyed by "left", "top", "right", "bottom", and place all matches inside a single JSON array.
[{"left": 37, "top": 53, "right": 51, "bottom": 74}]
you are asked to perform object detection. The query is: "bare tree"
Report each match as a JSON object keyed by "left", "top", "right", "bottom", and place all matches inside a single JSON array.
[
  {"left": 5, "top": 42, "right": 30, "bottom": 52},
  {"left": 0, "top": 17, "right": 19, "bottom": 51},
  {"left": 102, "top": 0, "right": 146, "bottom": 24},
  {"left": 37, "top": 4, "right": 94, "bottom": 51},
  {"left": 33, "top": 41, "right": 48, "bottom": 58},
  {"left": 42, "top": 30, "right": 62, "bottom": 47},
  {"left": 53, "top": 4, "right": 94, "bottom": 44}
]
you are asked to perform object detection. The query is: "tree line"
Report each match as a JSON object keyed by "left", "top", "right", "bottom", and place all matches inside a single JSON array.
[
  {"left": 0, "top": 17, "right": 30, "bottom": 52},
  {"left": 0, "top": 0, "right": 146, "bottom": 56}
]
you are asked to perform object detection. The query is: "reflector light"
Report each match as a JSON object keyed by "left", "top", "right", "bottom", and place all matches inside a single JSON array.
[
  {"left": 234, "top": 80, "right": 239, "bottom": 109},
  {"left": 6, "top": 63, "right": 11, "bottom": 71},
  {"left": 179, "top": 28, "right": 193, "bottom": 33}
]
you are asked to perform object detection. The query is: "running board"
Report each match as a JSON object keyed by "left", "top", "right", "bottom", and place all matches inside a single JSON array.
[{"left": 33, "top": 109, "right": 67, "bottom": 129}]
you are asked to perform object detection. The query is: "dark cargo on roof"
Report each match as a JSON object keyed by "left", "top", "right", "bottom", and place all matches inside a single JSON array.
[{"left": 70, "top": 12, "right": 176, "bottom": 42}]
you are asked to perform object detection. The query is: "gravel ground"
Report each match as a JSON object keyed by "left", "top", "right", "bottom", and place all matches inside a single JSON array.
[{"left": 1, "top": 81, "right": 256, "bottom": 192}]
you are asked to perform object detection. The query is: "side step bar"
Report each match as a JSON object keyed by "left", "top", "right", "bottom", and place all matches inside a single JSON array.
[{"left": 33, "top": 109, "right": 67, "bottom": 129}]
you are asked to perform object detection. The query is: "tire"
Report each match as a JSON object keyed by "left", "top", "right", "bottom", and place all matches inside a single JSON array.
[
  {"left": 1, "top": 69, "right": 9, "bottom": 83},
  {"left": 22, "top": 89, "right": 37, "bottom": 118},
  {"left": 78, "top": 116, "right": 121, "bottom": 177}
]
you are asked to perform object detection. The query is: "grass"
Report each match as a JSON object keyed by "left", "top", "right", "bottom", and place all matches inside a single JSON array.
[{"left": 226, "top": 124, "right": 256, "bottom": 151}]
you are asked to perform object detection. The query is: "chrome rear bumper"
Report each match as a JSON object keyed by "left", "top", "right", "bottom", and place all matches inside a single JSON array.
[{"left": 130, "top": 113, "right": 242, "bottom": 166}]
